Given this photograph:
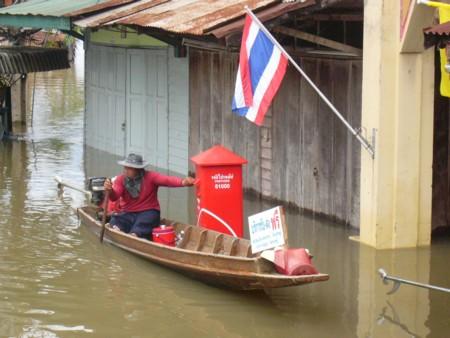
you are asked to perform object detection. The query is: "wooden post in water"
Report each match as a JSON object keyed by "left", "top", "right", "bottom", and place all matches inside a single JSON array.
[{"left": 100, "top": 190, "right": 110, "bottom": 243}]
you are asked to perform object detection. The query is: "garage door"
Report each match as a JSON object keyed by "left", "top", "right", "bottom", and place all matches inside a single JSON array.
[
  {"left": 126, "top": 48, "right": 168, "bottom": 169},
  {"left": 85, "top": 45, "right": 126, "bottom": 155},
  {"left": 85, "top": 44, "right": 188, "bottom": 174}
]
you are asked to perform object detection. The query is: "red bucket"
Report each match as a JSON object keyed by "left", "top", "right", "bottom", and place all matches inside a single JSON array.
[
  {"left": 274, "top": 248, "right": 319, "bottom": 276},
  {"left": 152, "top": 225, "right": 176, "bottom": 246}
]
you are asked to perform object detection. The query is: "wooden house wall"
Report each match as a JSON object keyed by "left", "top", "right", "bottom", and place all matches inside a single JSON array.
[
  {"left": 431, "top": 51, "right": 450, "bottom": 233},
  {"left": 189, "top": 48, "right": 362, "bottom": 226},
  {"left": 189, "top": 49, "right": 262, "bottom": 192}
]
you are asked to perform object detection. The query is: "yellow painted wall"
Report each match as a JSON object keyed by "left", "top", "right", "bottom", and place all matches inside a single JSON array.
[
  {"left": 89, "top": 27, "right": 167, "bottom": 48},
  {"left": 359, "top": 0, "right": 435, "bottom": 248}
]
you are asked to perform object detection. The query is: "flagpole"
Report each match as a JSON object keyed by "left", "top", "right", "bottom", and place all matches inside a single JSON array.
[{"left": 244, "top": 7, "right": 375, "bottom": 158}]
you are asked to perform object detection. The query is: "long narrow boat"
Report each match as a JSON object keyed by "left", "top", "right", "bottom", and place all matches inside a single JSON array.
[{"left": 77, "top": 206, "right": 329, "bottom": 290}]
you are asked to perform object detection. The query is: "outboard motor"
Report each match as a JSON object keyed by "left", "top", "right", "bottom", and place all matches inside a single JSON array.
[{"left": 87, "top": 177, "right": 106, "bottom": 205}]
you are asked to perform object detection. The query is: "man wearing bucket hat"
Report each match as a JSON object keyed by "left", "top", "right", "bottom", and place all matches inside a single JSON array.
[{"left": 103, "top": 153, "right": 195, "bottom": 239}]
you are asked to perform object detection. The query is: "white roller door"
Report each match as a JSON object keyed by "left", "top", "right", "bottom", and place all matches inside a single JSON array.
[
  {"left": 85, "top": 44, "right": 188, "bottom": 174},
  {"left": 85, "top": 45, "right": 126, "bottom": 155}
]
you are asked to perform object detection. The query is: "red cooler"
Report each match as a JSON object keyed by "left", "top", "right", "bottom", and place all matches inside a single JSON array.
[
  {"left": 152, "top": 225, "right": 176, "bottom": 246},
  {"left": 191, "top": 145, "right": 247, "bottom": 238}
]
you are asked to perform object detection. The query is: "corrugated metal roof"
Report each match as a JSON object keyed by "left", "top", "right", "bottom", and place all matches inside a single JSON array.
[
  {"left": 0, "top": 0, "right": 317, "bottom": 37},
  {"left": 74, "top": 0, "right": 281, "bottom": 35},
  {"left": 0, "top": 0, "right": 125, "bottom": 30},
  {"left": 69, "top": 0, "right": 135, "bottom": 17},
  {"left": 424, "top": 21, "right": 450, "bottom": 36},
  {"left": 423, "top": 22, "right": 450, "bottom": 49},
  {"left": 0, "top": 0, "right": 113, "bottom": 17},
  {"left": 0, "top": 47, "right": 69, "bottom": 74},
  {"left": 209, "top": 0, "right": 315, "bottom": 38}
]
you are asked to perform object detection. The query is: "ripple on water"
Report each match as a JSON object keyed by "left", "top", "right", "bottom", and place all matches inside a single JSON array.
[
  {"left": 24, "top": 309, "right": 55, "bottom": 316},
  {"left": 19, "top": 321, "right": 93, "bottom": 338}
]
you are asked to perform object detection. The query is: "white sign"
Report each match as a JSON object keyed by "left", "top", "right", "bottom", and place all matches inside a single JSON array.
[
  {"left": 248, "top": 206, "right": 286, "bottom": 254},
  {"left": 211, "top": 173, "right": 233, "bottom": 190}
]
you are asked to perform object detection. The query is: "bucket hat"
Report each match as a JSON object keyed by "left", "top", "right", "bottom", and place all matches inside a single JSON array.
[{"left": 117, "top": 153, "right": 149, "bottom": 169}]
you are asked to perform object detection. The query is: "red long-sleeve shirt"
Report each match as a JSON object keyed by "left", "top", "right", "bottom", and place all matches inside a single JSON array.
[{"left": 109, "top": 171, "right": 183, "bottom": 212}]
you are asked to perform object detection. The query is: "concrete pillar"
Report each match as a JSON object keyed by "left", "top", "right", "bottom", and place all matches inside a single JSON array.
[{"left": 359, "top": 0, "right": 435, "bottom": 248}]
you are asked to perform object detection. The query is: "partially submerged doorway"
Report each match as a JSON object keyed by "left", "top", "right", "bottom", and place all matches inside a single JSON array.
[{"left": 432, "top": 50, "right": 450, "bottom": 236}]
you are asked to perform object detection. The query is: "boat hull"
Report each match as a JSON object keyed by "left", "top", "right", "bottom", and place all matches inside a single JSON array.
[{"left": 77, "top": 207, "right": 329, "bottom": 290}]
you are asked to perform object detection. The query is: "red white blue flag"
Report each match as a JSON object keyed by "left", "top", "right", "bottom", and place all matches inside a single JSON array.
[{"left": 232, "top": 14, "right": 288, "bottom": 126}]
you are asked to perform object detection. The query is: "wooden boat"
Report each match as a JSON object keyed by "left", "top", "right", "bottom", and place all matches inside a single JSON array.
[{"left": 77, "top": 206, "right": 329, "bottom": 290}]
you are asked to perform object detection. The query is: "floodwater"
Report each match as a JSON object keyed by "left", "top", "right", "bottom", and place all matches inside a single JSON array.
[{"left": 0, "top": 45, "right": 449, "bottom": 338}]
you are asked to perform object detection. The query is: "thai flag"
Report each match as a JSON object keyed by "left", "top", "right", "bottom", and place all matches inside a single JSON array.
[{"left": 232, "top": 14, "right": 288, "bottom": 126}]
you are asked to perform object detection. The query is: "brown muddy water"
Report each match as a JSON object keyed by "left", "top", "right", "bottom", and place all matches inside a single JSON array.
[{"left": 0, "top": 46, "right": 449, "bottom": 338}]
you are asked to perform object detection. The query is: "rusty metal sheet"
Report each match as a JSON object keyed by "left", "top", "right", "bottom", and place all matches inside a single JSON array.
[
  {"left": 118, "top": 0, "right": 276, "bottom": 34},
  {"left": 74, "top": 0, "right": 280, "bottom": 35},
  {"left": 75, "top": 0, "right": 169, "bottom": 28},
  {"left": 424, "top": 21, "right": 450, "bottom": 36},
  {"left": 68, "top": 0, "right": 135, "bottom": 17},
  {"left": 209, "top": 0, "right": 316, "bottom": 38},
  {"left": 423, "top": 22, "right": 450, "bottom": 49}
]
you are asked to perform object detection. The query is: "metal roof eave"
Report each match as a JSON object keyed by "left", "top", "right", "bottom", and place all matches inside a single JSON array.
[
  {"left": 0, "top": 47, "right": 70, "bottom": 74},
  {"left": 0, "top": 14, "right": 71, "bottom": 30},
  {"left": 0, "top": 0, "right": 117, "bottom": 31},
  {"left": 423, "top": 21, "right": 450, "bottom": 49}
]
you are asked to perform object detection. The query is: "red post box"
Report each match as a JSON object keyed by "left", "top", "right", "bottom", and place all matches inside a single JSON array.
[{"left": 191, "top": 145, "right": 247, "bottom": 238}]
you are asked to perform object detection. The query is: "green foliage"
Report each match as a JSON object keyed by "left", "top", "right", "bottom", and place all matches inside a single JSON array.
[{"left": 0, "top": 75, "right": 13, "bottom": 88}]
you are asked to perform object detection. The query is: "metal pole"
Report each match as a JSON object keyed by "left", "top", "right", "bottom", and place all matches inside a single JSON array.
[
  {"left": 379, "top": 268, "right": 450, "bottom": 294},
  {"left": 244, "top": 7, "right": 375, "bottom": 158},
  {"left": 54, "top": 175, "right": 92, "bottom": 199}
]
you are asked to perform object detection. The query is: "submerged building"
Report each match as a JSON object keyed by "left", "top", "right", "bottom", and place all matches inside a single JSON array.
[{"left": 0, "top": 0, "right": 448, "bottom": 248}]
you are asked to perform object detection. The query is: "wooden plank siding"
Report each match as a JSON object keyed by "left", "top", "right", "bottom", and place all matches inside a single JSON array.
[
  {"left": 189, "top": 48, "right": 362, "bottom": 226},
  {"left": 431, "top": 51, "right": 450, "bottom": 233}
]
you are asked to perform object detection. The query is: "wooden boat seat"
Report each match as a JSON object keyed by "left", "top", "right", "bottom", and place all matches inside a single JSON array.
[
  {"left": 179, "top": 226, "right": 207, "bottom": 252},
  {"left": 166, "top": 220, "right": 253, "bottom": 257},
  {"left": 199, "top": 232, "right": 224, "bottom": 254},
  {"left": 234, "top": 239, "right": 252, "bottom": 258},
  {"left": 219, "top": 236, "right": 238, "bottom": 256},
  {"left": 217, "top": 237, "right": 252, "bottom": 257}
]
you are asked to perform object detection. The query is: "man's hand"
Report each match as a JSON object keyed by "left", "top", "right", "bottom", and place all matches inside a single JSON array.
[
  {"left": 104, "top": 178, "right": 113, "bottom": 192},
  {"left": 182, "top": 176, "right": 196, "bottom": 187}
]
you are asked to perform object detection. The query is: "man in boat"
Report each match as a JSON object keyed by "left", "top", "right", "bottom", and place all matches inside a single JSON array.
[{"left": 103, "top": 153, "right": 195, "bottom": 239}]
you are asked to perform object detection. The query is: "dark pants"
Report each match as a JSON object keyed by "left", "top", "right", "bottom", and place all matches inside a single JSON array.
[{"left": 110, "top": 209, "right": 160, "bottom": 239}]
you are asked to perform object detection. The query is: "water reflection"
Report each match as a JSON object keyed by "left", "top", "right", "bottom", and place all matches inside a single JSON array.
[
  {"left": 356, "top": 245, "right": 433, "bottom": 338},
  {"left": 377, "top": 301, "right": 422, "bottom": 338},
  {"left": 0, "top": 42, "right": 449, "bottom": 338}
]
